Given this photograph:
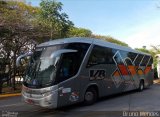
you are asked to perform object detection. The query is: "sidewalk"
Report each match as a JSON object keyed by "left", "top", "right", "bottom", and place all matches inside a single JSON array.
[
  {"left": 0, "top": 85, "right": 22, "bottom": 99},
  {"left": 153, "top": 78, "right": 160, "bottom": 84}
]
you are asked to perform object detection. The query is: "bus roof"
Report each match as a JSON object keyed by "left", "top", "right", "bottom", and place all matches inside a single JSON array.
[{"left": 37, "top": 37, "right": 151, "bottom": 56}]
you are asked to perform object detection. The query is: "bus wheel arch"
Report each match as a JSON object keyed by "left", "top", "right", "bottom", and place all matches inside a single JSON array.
[{"left": 83, "top": 85, "right": 99, "bottom": 105}]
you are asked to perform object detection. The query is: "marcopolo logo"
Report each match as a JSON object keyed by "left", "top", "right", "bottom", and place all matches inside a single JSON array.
[{"left": 89, "top": 69, "right": 106, "bottom": 80}]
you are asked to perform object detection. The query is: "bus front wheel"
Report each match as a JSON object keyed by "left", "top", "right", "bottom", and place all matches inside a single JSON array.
[{"left": 84, "top": 87, "right": 97, "bottom": 105}]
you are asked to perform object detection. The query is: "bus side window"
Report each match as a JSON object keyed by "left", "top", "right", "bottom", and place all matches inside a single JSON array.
[
  {"left": 87, "top": 46, "right": 106, "bottom": 67},
  {"left": 128, "top": 52, "right": 137, "bottom": 62},
  {"left": 105, "top": 48, "right": 115, "bottom": 64},
  {"left": 148, "top": 57, "right": 153, "bottom": 67},
  {"left": 59, "top": 53, "right": 75, "bottom": 80},
  {"left": 56, "top": 43, "right": 90, "bottom": 83},
  {"left": 134, "top": 54, "right": 143, "bottom": 66},
  {"left": 140, "top": 56, "right": 150, "bottom": 66},
  {"left": 87, "top": 45, "right": 115, "bottom": 67},
  {"left": 60, "top": 56, "right": 72, "bottom": 78}
]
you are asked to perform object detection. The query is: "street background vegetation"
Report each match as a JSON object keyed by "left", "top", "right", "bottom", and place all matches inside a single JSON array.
[{"left": 0, "top": 0, "right": 159, "bottom": 92}]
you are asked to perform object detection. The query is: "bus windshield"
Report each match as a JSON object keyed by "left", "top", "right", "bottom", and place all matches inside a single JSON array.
[
  {"left": 24, "top": 45, "right": 64, "bottom": 88},
  {"left": 24, "top": 43, "right": 90, "bottom": 88}
]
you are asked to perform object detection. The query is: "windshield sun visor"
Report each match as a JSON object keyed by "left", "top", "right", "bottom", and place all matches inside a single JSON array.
[{"left": 50, "top": 49, "right": 78, "bottom": 59}]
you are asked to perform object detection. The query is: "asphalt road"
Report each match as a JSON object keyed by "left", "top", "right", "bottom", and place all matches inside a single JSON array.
[{"left": 1, "top": 84, "right": 160, "bottom": 117}]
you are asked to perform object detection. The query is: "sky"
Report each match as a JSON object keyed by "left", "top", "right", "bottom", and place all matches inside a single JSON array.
[{"left": 26, "top": 0, "right": 160, "bottom": 49}]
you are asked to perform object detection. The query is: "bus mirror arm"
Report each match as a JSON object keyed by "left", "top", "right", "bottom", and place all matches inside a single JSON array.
[
  {"left": 50, "top": 49, "right": 77, "bottom": 59},
  {"left": 16, "top": 52, "right": 33, "bottom": 67}
]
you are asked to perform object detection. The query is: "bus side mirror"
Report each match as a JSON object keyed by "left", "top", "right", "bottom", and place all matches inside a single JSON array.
[
  {"left": 50, "top": 49, "right": 77, "bottom": 59},
  {"left": 16, "top": 52, "right": 33, "bottom": 67}
]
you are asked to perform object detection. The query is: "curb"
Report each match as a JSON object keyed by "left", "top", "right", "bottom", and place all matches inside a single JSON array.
[
  {"left": 153, "top": 79, "right": 160, "bottom": 84},
  {"left": 0, "top": 93, "right": 21, "bottom": 98}
]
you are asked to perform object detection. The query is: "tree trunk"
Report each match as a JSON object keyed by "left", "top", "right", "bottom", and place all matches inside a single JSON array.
[
  {"left": 12, "top": 53, "right": 16, "bottom": 90},
  {"left": 0, "top": 78, "right": 2, "bottom": 94}
]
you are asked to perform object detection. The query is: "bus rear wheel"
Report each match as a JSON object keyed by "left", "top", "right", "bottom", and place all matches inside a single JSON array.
[
  {"left": 138, "top": 80, "right": 144, "bottom": 91},
  {"left": 84, "top": 88, "right": 97, "bottom": 105}
]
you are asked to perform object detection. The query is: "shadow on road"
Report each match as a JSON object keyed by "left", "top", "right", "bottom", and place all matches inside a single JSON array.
[{"left": 58, "top": 88, "right": 150, "bottom": 111}]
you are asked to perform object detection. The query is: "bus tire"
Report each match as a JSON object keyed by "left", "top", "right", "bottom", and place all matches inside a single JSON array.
[
  {"left": 138, "top": 80, "right": 144, "bottom": 91},
  {"left": 84, "top": 87, "right": 97, "bottom": 105}
]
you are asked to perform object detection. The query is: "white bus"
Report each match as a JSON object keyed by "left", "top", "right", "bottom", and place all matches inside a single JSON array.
[{"left": 17, "top": 37, "right": 153, "bottom": 108}]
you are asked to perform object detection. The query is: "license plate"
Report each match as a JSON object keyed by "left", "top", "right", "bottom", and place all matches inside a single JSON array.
[{"left": 26, "top": 99, "right": 34, "bottom": 104}]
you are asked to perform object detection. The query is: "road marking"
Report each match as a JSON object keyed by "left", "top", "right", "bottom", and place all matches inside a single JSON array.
[{"left": 0, "top": 103, "right": 23, "bottom": 108}]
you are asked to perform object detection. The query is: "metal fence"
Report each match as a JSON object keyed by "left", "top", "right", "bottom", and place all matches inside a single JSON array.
[{"left": 0, "top": 66, "right": 25, "bottom": 94}]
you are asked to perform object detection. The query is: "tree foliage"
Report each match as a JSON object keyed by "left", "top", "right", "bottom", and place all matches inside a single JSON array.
[
  {"left": 0, "top": 1, "right": 39, "bottom": 89},
  {"left": 0, "top": 0, "right": 73, "bottom": 89},
  {"left": 135, "top": 48, "right": 150, "bottom": 54},
  {"left": 67, "top": 27, "right": 92, "bottom": 37},
  {"left": 91, "top": 35, "right": 129, "bottom": 47},
  {"left": 38, "top": 0, "right": 73, "bottom": 39}
]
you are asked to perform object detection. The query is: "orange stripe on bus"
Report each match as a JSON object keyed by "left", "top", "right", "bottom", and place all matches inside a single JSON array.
[
  {"left": 118, "top": 65, "right": 128, "bottom": 75},
  {"left": 144, "top": 67, "right": 151, "bottom": 74},
  {"left": 113, "top": 70, "right": 120, "bottom": 76},
  {"left": 127, "top": 66, "right": 136, "bottom": 75}
]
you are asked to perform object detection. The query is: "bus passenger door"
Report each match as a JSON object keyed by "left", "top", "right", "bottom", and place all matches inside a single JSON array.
[{"left": 56, "top": 49, "right": 86, "bottom": 107}]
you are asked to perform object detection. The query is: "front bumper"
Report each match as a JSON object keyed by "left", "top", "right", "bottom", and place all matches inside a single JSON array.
[
  {"left": 22, "top": 93, "right": 57, "bottom": 108},
  {"left": 21, "top": 85, "right": 58, "bottom": 109}
]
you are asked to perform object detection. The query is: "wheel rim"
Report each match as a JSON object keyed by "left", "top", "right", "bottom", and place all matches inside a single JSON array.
[
  {"left": 140, "top": 83, "right": 144, "bottom": 90},
  {"left": 85, "top": 91, "right": 94, "bottom": 101}
]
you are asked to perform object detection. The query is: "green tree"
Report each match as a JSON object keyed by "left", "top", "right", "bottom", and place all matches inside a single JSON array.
[
  {"left": 67, "top": 27, "right": 92, "bottom": 37},
  {"left": 91, "top": 35, "right": 129, "bottom": 47},
  {"left": 135, "top": 48, "right": 150, "bottom": 54},
  {"left": 150, "top": 45, "right": 160, "bottom": 78},
  {"left": 0, "top": 1, "right": 38, "bottom": 89},
  {"left": 0, "top": 0, "right": 74, "bottom": 90},
  {"left": 38, "top": 0, "right": 73, "bottom": 39}
]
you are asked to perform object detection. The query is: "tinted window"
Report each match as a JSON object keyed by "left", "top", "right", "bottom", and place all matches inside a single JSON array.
[
  {"left": 106, "top": 48, "right": 116, "bottom": 64},
  {"left": 87, "top": 45, "right": 115, "bottom": 67},
  {"left": 125, "top": 59, "right": 133, "bottom": 65},
  {"left": 148, "top": 57, "right": 153, "bottom": 66},
  {"left": 134, "top": 54, "right": 144, "bottom": 66},
  {"left": 124, "top": 52, "right": 137, "bottom": 65},
  {"left": 128, "top": 52, "right": 137, "bottom": 62},
  {"left": 113, "top": 51, "right": 124, "bottom": 65},
  {"left": 140, "top": 56, "right": 150, "bottom": 66},
  {"left": 55, "top": 43, "right": 90, "bottom": 83},
  {"left": 87, "top": 46, "right": 106, "bottom": 67},
  {"left": 120, "top": 51, "right": 128, "bottom": 59}
]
